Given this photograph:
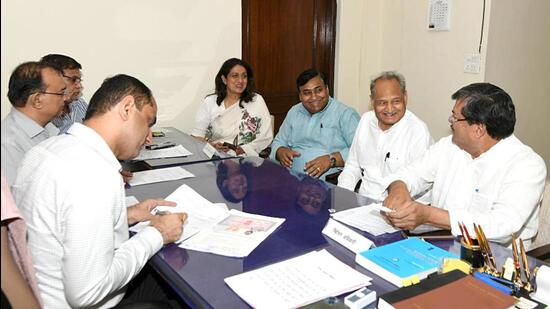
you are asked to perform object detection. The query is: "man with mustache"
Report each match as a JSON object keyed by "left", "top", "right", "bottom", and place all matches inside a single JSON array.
[
  {"left": 382, "top": 83, "right": 546, "bottom": 248},
  {"left": 270, "top": 69, "right": 360, "bottom": 180}
]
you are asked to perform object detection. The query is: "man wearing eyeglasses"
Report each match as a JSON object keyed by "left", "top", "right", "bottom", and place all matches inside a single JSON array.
[
  {"left": 270, "top": 69, "right": 360, "bottom": 180},
  {"left": 337, "top": 71, "right": 433, "bottom": 202},
  {"left": 382, "top": 83, "right": 546, "bottom": 248},
  {"left": 41, "top": 54, "right": 88, "bottom": 133},
  {"left": 1, "top": 61, "right": 66, "bottom": 185}
]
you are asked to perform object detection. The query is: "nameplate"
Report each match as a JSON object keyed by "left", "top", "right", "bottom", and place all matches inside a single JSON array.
[
  {"left": 322, "top": 219, "right": 373, "bottom": 253},
  {"left": 202, "top": 143, "right": 217, "bottom": 158}
]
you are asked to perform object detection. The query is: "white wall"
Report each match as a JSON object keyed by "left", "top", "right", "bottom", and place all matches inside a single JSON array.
[
  {"left": 336, "top": 0, "right": 491, "bottom": 141},
  {"left": 1, "top": 0, "right": 241, "bottom": 133},
  {"left": 484, "top": 0, "right": 550, "bottom": 169},
  {"left": 3, "top": 0, "right": 549, "bottom": 169}
]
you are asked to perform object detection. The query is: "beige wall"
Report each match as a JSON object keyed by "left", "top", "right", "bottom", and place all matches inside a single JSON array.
[
  {"left": 484, "top": 0, "right": 550, "bottom": 169},
  {"left": 2, "top": 0, "right": 548, "bottom": 169},
  {"left": 335, "top": 0, "right": 549, "bottom": 169},
  {"left": 336, "top": 0, "right": 491, "bottom": 140},
  {"left": 1, "top": 0, "right": 241, "bottom": 133}
]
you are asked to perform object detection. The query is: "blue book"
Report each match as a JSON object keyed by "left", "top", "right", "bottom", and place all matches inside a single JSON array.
[{"left": 355, "top": 237, "right": 458, "bottom": 287}]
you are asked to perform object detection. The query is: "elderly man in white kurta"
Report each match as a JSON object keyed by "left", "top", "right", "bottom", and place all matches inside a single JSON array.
[{"left": 338, "top": 71, "right": 432, "bottom": 201}]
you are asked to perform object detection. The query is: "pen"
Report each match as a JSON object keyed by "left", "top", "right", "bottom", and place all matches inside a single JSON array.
[
  {"left": 477, "top": 224, "right": 497, "bottom": 270},
  {"left": 458, "top": 222, "right": 470, "bottom": 245},
  {"left": 519, "top": 239, "right": 530, "bottom": 281},
  {"left": 146, "top": 141, "right": 177, "bottom": 150},
  {"left": 511, "top": 234, "right": 521, "bottom": 283}
]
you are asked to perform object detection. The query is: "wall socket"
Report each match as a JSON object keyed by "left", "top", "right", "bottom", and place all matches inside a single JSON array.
[{"left": 464, "top": 53, "right": 481, "bottom": 74}]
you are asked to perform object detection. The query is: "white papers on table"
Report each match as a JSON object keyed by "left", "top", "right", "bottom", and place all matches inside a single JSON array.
[
  {"left": 128, "top": 167, "right": 195, "bottom": 186},
  {"left": 134, "top": 144, "right": 192, "bottom": 160},
  {"left": 129, "top": 184, "right": 228, "bottom": 242},
  {"left": 180, "top": 209, "right": 285, "bottom": 257},
  {"left": 331, "top": 204, "right": 398, "bottom": 236},
  {"left": 224, "top": 249, "right": 372, "bottom": 309},
  {"left": 129, "top": 184, "right": 284, "bottom": 255}
]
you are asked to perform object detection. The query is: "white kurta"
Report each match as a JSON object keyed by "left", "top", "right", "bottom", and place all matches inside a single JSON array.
[
  {"left": 383, "top": 135, "right": 547, "bottom": 247},
  {"left": 13, "top": 123, "right": 163, "bottom": 308},
  {"left": 338, "top": 110, "right": 433, "bottom": 201},
  {"left": 191, "top": 93, "right": 273, "bottom": 156}
]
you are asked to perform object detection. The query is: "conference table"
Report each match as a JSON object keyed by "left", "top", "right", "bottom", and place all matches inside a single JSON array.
[
  {"left": 122, "top": 127, "right": 223, "bottom": 172},
  {"left": 125, "top": 129, "right": 547, "bottom": 308}
]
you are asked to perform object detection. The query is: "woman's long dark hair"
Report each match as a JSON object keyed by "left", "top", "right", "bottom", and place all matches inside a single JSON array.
[{"left": 209, "top": 58, "right": 256, "bottom": 107}]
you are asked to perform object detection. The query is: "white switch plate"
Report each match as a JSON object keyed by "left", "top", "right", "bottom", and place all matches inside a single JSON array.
[{"left": 464, "top": 53, "right": 481, "bottom": 74}]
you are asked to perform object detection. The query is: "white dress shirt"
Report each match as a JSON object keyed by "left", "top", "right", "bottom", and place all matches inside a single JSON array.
[
  {"left": 1, "top": 108, "right": 59, "bottom": 185},
  {"left": 13, "top": 123, "right": 163, "bottom": 308},
  {"left": 338, "top": 110, "right": 432, "bottom": 200},
  {"left": 384, "top": 135, "right": 547, "bottom": 247}
]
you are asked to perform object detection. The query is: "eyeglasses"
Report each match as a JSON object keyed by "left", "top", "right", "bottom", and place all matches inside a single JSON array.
[
  {"left": 448, "top": 115, "right": 468, "bottom": 125},
  {"left": 62, "top": 74, "right": 83, "bottom": 84},
  {"left": 39, "top": 90, "right": 67, "bottom": 97}
]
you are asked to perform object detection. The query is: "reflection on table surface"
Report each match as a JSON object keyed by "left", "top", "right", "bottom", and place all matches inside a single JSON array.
[{"left": 126, "top": 157, "right": 547, "bottom": 309}]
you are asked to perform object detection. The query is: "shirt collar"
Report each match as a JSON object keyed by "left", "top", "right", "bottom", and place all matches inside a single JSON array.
[
  {"left": 9, "top": 108, "right": 52, "bottom": 139},
  {"left": 66, "top": 123, "right": 122, "bottom": 171}
]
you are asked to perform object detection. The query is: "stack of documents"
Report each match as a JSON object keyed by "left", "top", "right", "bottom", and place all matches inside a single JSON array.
[
  {"left": 134, "top": 144, "right": 192, "bottom": 160},
  {"left": 225, "top": 249, "right": 372, "bottom": 309},
  {"left": 130, "top": 184, "right": 285, "bottom": 257},
  {"left": 331, "top": 204, "right": 398, "bottom": 236}
]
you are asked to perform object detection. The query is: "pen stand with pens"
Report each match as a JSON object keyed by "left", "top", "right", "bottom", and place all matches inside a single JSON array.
[{"left": 460, "top": 237, "right": 484, "bottom": 269}]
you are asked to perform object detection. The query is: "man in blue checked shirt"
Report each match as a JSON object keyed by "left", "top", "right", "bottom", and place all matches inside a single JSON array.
[
  {"left": 41, "top": 54, "right": 88, "bottom": 133},
  {"left": 270, "top": 69, "right": 360, "bottom": 181}
]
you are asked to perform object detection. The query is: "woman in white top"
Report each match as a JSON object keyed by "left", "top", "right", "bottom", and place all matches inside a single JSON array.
[{"left": 191, "top": 58, "right": 273, "bottom": 156}]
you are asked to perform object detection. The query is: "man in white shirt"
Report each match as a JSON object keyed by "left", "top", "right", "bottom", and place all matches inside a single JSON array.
[
  {"left": 13, "top": 74, "right": 187, "bottom": 308},
  {"left": 1, "top": 61, "right": 66, "bottom": 185},
  {"left": 338, "top": 71, "right": 432, "bottom": 201},
  {"left": 383, "top": 83, "right": 547, "bottom": 247}
]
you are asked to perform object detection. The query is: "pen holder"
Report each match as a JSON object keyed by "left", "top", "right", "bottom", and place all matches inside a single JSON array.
[{"left": 460, "top": 237, "right": 484, "bottom": 270}]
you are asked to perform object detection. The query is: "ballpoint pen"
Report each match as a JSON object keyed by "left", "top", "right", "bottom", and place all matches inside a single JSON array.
[
  {"left": 519, "top": 238, "right": 533, "bottom": 292},
  {"left": 461, "top": 222, "right": 473, "bottom": 246},
  {"left": 477, "top": 224, "right": 498, "bottom": 271},
  {"left": 473, "top": 224, "right": 490, "bottom": 268},
  {"left": 511, "top": 234, "right": 522, "bottom": 286},
  {"left": 458, "top": 222, "right": 469, "bottom": 245}
]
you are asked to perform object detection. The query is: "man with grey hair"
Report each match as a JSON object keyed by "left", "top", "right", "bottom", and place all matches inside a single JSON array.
[{"left": 338, "top": 71, "right": 432, "bottom": 201}]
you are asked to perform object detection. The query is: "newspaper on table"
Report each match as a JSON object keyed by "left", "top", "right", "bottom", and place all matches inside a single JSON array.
[
  {"left": 134, "top": 144, "right": 192, "bottom": 160},
  {"left": 130, "top": 184, "right": 284, "bottom": 257},
  {"left": 225, "top": 249, "right": 372, "bottom": 309},
  {"left": 331, "top": 204, "right": 399, "bottom": 236}
]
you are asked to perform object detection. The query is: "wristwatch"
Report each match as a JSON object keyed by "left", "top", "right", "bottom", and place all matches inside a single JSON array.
[{"left": 329, "top": 153, "right": 337, "bottom": 168}]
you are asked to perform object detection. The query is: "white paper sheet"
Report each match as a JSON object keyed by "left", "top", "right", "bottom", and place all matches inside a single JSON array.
[
  {"left": 134, "top": 144, "right": 192, "bottom": 160},
  {"left": 331, "top": 204, "right": 399, "bottom": 236},
  {"left": 180, "top": 209, "right": 285, "bottom": 257},
  {"left": 224, "top": 249, "right": 372, "bottom": 309},
  {"left": 129, "top": 184, "right": 227, "bottom": 242},
  {"left": 128, "top": 166, "right": 195, "bottom": 186}
]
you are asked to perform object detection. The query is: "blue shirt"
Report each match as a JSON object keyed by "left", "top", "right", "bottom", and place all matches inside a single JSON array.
[
  {"left": 51, "top": 97, "right": 88, "bottom": 134},
  {"left": 270, "top": 97, "right": 360, "bottom": 180}
]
